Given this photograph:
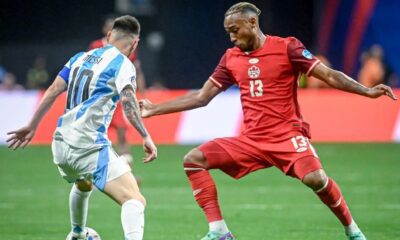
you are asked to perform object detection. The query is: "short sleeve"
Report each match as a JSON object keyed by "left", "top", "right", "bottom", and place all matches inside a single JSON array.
[
  {"left": 209, "top": 54, "right": 235, "bottom": 90},
  {"left": 287, "top": 37, "right": 320, "bottom": 76},
  {"left": 58, "top": 67, "right": 70, "bottom": 83},
  {"left": 57, "top": 52, "right": 84, "bottom": 84},
  {"left": 115, "top": 58, "right": 137, "bottom": 94}
]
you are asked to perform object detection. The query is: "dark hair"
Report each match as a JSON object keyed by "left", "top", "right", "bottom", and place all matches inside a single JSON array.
[
  {"left": 112, "top": 15, "right": 140, "bottom": 36},
  {"left": 225, "top": 2, "right": 261, "bottom": 17}
]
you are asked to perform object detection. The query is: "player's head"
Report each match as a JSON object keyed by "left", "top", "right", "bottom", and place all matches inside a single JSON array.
[
  {"left": 224, "top": 2, "right": 261, "bottom": 51},
  {"left": 107, "top": 15, "right": 141, "bottom": 56}
]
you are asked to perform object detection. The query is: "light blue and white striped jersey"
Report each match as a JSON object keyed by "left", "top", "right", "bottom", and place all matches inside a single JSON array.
[{"left": 55, "top": 44, "right": 136, "bottom": 148}]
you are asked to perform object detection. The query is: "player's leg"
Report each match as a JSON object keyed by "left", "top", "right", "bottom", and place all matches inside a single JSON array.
[
  {"left": 103, "top": 172, "right": 145, "bottom": 240},
  {"left": 271, "top": 135, "right": 366, "bottom": 239},
  {"left": 183, "top": 148, "right": 231, "bottom": 238},
  {"left": 52, "top": 138, "right": 93, "bottom": 239},
  {"left": 184, "top": 137, "right": 267, "bottom": 240},
  {"left": 69, "top": 179, "right": 93, "bottom": 239},
  {"left": 94, "top": 146, "right": 144, "bottom": 240},
  {"left": 301, "top": 168, "right": 366, "bottom": 239}
]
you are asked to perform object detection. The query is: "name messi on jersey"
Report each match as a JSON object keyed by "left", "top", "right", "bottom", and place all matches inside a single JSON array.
[{"left": 83, "top": 55, "right": 103, "bottom": 64}]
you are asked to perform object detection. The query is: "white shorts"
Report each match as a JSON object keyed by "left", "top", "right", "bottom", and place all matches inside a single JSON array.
[{"left": 51, "top": 138, "right": 131, "bottom": 191}]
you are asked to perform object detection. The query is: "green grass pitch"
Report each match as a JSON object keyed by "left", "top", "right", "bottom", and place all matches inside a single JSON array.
[{"left": 0, "top": 144, "right": 399, "bottom": 239}]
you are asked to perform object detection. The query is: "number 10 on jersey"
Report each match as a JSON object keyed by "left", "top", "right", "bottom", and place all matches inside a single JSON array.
[{"left": 250, "top": 80, "right": 263, "bottom": 97}]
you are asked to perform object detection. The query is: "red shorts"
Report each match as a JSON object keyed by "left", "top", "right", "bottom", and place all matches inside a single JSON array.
[
  {"left": 109, "top": 102, "right": 129, "bottom": 129},
  {"left": 198, "top": 133, "right": 322, "bottom": 180}
]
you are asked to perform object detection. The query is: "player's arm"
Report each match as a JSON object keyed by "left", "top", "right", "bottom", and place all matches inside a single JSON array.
[
  {"left": 310, "top": 63, "right": 397, "bottom": 100},
  {"left": 121, "top": 85, "right": 149, "bottom": 137},
  {"left": 7, "top": 76, "right": 67, "bottom": 150},
  {"left": 120, "top": 85, "right": 157, "bottom": 162},
  {"left": 140, "top": 79, "right": 222, "bottom": 117}
]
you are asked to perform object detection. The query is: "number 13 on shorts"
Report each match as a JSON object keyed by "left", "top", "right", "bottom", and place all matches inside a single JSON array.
[{"left": 291, "top": 135, "right": 319, "bottom": 157}]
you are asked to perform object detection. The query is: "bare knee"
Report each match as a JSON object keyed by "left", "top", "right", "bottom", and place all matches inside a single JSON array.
[
  {"left": 122, "top": 194, "right": 146, "bottom": 207},
  {"left": 75, "top": 179, "right": 93, "bottom": 192},
  {"left": 113, "top": 188, "right": 146, "bottom": 207},
  {"left": 129, "top": 191, "right": 146, "bottom": 207},
  {"left": 104, "top": 172, "right": 146, "bottom": 206},
  {"left": 138, "top": 195, "right": 146, "bottom": 207},
  {"left": 302, "top": 169, "right": 328, "bottom": 191},
  {"left": 183, "top": 148, "right": 207, "bottom": 168}
]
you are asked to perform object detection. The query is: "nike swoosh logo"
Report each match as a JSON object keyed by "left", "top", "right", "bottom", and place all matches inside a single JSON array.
[{"left": 193, "top": 189, "right": 202, "bottom": 196}]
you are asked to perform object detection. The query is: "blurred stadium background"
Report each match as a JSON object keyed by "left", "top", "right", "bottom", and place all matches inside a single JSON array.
[{"left": 0, "top": 0, "right": 399, "bottom": 239}]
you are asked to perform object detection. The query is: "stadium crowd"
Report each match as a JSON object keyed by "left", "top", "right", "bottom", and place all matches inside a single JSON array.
[{"left": 0, "top": 45, "right": 397, "bottom": 92}]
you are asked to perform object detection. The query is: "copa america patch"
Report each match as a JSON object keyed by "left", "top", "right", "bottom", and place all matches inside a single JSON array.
[
  {"left": 302, "top": 49, "right": 312, "bottom": 60},
  {"left": 248, "top": 65, "right": 260, "bottom": 79}
]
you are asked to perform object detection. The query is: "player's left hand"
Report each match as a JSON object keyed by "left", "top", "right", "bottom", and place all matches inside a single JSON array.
[
  {"left": 6, "top": 126, "right": 36, "bottom": 150},
  {"left": 366, "top": 84, "right": 397, "bottom": 100}
]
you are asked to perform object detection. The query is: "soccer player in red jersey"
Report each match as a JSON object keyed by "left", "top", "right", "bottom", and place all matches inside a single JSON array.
[
  {"left": 89, "top": 15, "right": 147, "bottom": 163},
  {"left": 140, "top": 2, "right": 397, "bottom": 240}
]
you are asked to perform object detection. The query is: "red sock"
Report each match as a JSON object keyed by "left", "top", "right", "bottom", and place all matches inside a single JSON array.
[
  {"left": 184, "top": 163, "right": 223, "bottom": 222},
  {"left": 316, "top": 178, "right": 353, "bottom": 226}
]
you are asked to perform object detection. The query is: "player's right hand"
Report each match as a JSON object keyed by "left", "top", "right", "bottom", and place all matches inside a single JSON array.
[
  {"left": 139, "top": 99, "right": 155, "bottom": 118},
  {"left": 142, "top": 136, "right": 157, "bottom": 163},
  {"left": 366, "top": 84, "right": 397, "bottom": 100},
  {"left": 6, "top": 126, "right": 36, "bottom": 150}
]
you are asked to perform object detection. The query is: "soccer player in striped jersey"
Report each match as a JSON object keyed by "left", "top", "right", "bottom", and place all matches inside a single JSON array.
[
  {"left": 7, "top": 15, "right": 157, "bottom": 240},
  {"left": 89, "top": 15, "right": 147, "bottom": 165},
  {"left": 139, "top": 2, "right": 397, "bottom": 240}
]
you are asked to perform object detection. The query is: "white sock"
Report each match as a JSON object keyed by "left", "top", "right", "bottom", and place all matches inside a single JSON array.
[
  {"left": 121, "top": 199, "right": 145, "bottom": 240},
  {"left": 69, "top": 184, "right": 92, "bottom": 234},
  {"left": 345, "top": 219, "right": 360, "bottom": 236},
  {"left": 209, "top": 219, "right": 229, "bottom": 234}
]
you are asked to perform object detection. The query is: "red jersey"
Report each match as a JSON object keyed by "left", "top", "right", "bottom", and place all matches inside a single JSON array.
[
  {"left": 88, "top": 38, "right": 137, "bottom": 62},
  {"left": 210, "top": 36, "right": 320, "bottom": 141}
]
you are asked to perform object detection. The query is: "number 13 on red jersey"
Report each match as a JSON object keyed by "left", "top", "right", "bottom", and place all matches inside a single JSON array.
[{"left": 249, "top": 80, "right": 263, "bottom": 97}]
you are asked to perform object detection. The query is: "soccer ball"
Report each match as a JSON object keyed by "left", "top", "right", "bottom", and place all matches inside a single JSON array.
[
  {"left": 65, "top": 227, "right": 101, "bottom": 240},
  {"left": 85, "top": 228, "right": 101, "bottom": 240}
]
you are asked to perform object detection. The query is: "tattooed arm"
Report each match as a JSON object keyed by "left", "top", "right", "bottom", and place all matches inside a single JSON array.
[
  {"left": 310, "top": 63, "right": 397, "bottom": 100},
  {"left": 121, "top": 85, "right": 149, "bottom": 137},
  {"left": 120, "top": 85, "right": 157, "bottom": 162}
]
